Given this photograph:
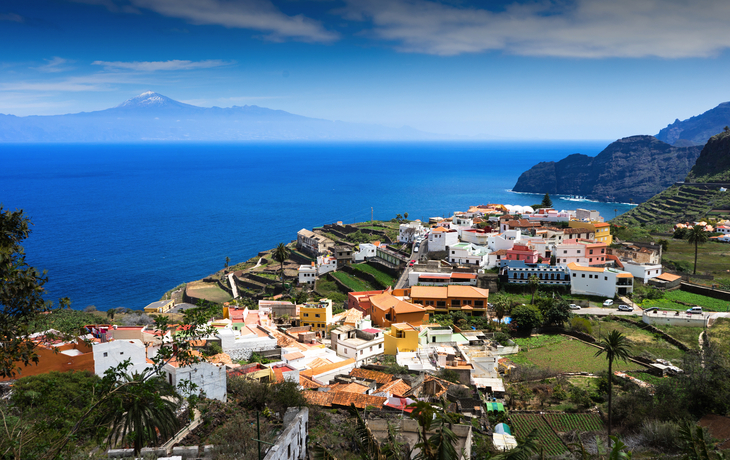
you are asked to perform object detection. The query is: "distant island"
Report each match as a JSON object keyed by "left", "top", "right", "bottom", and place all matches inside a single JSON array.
[{"left": 0, "top": 91, "right": 444, "bottom": 142}]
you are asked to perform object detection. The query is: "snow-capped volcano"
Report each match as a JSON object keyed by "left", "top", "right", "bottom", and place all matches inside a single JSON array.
[{"left": 115, "top": 91, "right": 196, "bottom": 111}]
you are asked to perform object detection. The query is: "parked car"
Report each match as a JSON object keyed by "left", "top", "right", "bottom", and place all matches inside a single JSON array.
[
  {"left": 409, "top": 260, "right": 415, "bottom": 267},
  {"left": 644, "top": 307, "right": 659, "bottom": 313},
  {"left": 603, "top": 299, "right": 614, "bottom": 307},
  {"left": 618, "top": 304, "right": 633, "bottom": 311},
  {"left": 569, "top": 304, "right": 581, "bottom": 310},
  {"left": 686, "top": 306, "right": 703, "bottom": 314}
]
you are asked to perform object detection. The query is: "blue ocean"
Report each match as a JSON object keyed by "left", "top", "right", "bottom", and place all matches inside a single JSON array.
[{"left": 0, "top": 141, "right": 635, "bottom": 311}]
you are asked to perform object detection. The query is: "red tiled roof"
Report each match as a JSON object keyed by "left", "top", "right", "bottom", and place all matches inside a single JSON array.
[
  {"left": 378, "top": 378, "right": 411, "bottom": 396},
  {"left": 300, "top": 358, "right": 356, "bottom": 378},
  {"left": 331, "top": 392, "right": 387, "bottom": 409},
  {"left": 349, "top": 368, "right": 393, "bottom": 385}
]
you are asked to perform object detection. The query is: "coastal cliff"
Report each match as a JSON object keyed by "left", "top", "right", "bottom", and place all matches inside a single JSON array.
[
  {"left": 614, "top": 130, "right": 730, "bottom": 225},
  {"left": 513, "top": 135, "right": 701, "bottom": 203},
  {"left": 656, "top": 102, "right": 730, "bottom": 146}
]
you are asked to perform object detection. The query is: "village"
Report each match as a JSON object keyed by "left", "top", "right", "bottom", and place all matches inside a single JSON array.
[{"left": 9, "top": 198, "right": 730, "bottom": 459}]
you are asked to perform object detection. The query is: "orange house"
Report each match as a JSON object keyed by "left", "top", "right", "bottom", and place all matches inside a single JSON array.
[
  {"left": 368, "top": 292, "right": 428, "bottom": 327},
  {"left": 1, "top": 340, "right": 95, "bottom": 381},
  {"left": 410, "top": 285, "right": 489, "bottom": 316}
]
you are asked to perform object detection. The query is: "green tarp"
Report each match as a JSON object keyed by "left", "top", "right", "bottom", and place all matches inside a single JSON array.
[{"left": 485, "top": 402, "right": 505, "bottom": 412}]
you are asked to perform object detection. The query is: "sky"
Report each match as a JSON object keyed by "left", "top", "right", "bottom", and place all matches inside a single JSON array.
[{"left": 3, "top": 0, "right": 730, "bottom": 139}]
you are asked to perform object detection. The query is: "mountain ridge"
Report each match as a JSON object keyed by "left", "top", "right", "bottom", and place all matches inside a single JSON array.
[
  {"left": 655, "top": 102, "right": 730, "bottom": 146},
  {"left": 512, "top": 135, "right": 702, "bottom": 204}
]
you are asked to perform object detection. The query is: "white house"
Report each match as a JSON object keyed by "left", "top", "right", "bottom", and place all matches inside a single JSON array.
[
  {"left": 92, "top": 339, "right": 149, "bottom": 377},
  {"left": 163, "top": 360, "right": 227, "bottom": 402},
  {"left": 353, "top": 243, "right": 378, "bottom": 262},
  {"left": 448, "top": 242, "right": 489, "bottom": 267},
  {"left": 461, "top": 229, "right": 493, "bottom": 246},
  {"left": 316, "top": 255, "right": 337, "bottom": 275},
  {"left": 428, "top": 227, "right": 459, "bottom": 252},
  {"left": 398, "top": 222, "right": 426, "bottom": 243},
  {"left": 622, "top": 261, "right": 663, "bottom": 284},
  {"left": 298, "top": 264, "right": 317, "bottom": 285},
  {"left": 554, "top": 241, "right": 590, "bottom": 265},
  {"left": 486, "top": 230, "right": 522, "bottom": 252},
  {"left": 330, "top": 325, "right": 384, "bottom": 366},
  {"left": 567, "top": 262, "right": 634, "bottom": 298}
]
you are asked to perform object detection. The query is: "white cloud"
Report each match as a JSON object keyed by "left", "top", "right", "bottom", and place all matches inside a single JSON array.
[
  {"left": 343, "top": 0, "right": 730, "bottom": 58},
  {"left": 34, "top": 57, "right": 73, "bottom": 73},
  {"left": 91, "top": 59, "right": 232, "bottom": 71},
  {"left": 130, "top": 0, "right": 338, "bottom": 43}
]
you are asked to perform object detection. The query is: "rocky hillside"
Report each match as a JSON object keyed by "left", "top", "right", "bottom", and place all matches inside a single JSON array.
[
  {"left": 656, "top": 102, "right": 730, "bottom": 146},
  {"left": 614, "top": 130, "right": 730, "bottom": 225},
  {"left": 512, "top": 136, "right": 701, "bottom": 203}
]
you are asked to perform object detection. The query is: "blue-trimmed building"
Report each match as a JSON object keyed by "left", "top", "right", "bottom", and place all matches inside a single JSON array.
[{"left": 499, "top": 260, "right": 571, "bottom": 286}]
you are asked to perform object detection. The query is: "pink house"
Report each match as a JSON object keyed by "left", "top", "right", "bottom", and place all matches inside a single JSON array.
[{"left": 504, "top": 244, "right": 540, "bottom": 264}]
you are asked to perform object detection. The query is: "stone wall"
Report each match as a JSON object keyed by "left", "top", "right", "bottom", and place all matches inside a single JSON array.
[{"left": 681, "top": 282, "right": 730, "bottom": 301}]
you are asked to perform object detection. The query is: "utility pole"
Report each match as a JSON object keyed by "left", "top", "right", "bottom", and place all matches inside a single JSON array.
[{"left": 371, "top": 207, "right": 373, "bottom": 224}]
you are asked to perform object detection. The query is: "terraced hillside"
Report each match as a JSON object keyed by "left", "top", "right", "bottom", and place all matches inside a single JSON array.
[{"left": 614, "top": 184, "right": 730, "bottom": 225}]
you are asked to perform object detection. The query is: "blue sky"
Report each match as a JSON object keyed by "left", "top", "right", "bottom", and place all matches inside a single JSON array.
[{"left": 3, "top": 0, "right": 730, "bottom": 139}]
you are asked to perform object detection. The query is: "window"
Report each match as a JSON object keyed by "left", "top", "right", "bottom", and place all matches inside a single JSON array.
[
  {"left": 573, "top": 273, "right": 576, "bottom": 277},
  {"left": 379, "top": 344, "right": 383, "bottom": 349},
  {"left": 590, "top": 249, "right": 593, "bottom": 254},
  {"left": 582, "top": 274, "right": 585, "bottom": 278},
  {"left": 564, "top": 250, "right": 567, "bottom": 254},
  {"left": 451, "top": 300, "right": 461, "bottom": 306},
  {"left": 605, "top": 276, "right": 608, "bottom": 280},
  {"left": 315, "top": 314, "right": 320, "bottom": 318},
  {"left": 103, "top": 352, "right": 108, "bottom": 357},
  {"left": 303, "top": 313, "right": 309, "bottom": 317},
  {"left": 475, "top": 300, "right": 484, "bottom": 307},
  {"left": 120, "top": 352, "right": 124, "bottom": 355},
  {"left": 437, "top": 301, "right": 446, "bottom": 307}
]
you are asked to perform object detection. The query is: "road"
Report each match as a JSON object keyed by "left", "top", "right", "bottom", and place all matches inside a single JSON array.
[
  {"left": 395, "top": 238, "right": 427, "bottom": 289},
  {"left": 572, "top": 307, "right": 641, "bottom": 316}
]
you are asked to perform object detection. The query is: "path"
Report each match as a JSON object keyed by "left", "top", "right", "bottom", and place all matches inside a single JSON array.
[
  {"left": 253, "top": 257, "right": 264, "bottom": 269},
  {"left": 619, "top": 296, "right": 640, "bottom": 310},
  {"left": 162, "top": 408, "right": 201, "bottom": 454},
  {"left": 227, "top": 272, "right": 239, "bottom": 299}
]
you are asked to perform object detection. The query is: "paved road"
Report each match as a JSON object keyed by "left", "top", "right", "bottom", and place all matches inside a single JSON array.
[
  {"left": 227, "top": 272, "right": 239, "bottom": 299},
  {"left": 572, "top": 307, "right": 641, "bottom": 316}
]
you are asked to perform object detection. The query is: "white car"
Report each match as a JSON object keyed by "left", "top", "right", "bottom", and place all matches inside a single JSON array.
[
  {"left": 618, "top": 304, "right": 633, "bottom": 311},
  {"left": 603, "top": 299, "right": 614, "bottom": 307},
  {"left": 569, "top": 304, "right": 581, "bottom": 310}
]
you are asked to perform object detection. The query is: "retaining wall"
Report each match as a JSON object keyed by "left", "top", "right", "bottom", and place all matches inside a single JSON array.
[{"left": 681, "top": 282, "right": 730, "bottom": 302}]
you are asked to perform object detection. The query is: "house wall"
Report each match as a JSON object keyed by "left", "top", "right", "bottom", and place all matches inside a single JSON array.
[
  {"left": 164, "top": 361, "right": 227, "bottom": 401},
  {"left": 384, "top": 329, "right": 419, "bottom": 355},
  {"left": 622, "top": 263, "right": 663, "bottom": 284},
  {"left": 218, "top": 329, "right": 278, "bottom": 361},
  {"left": 93, "top": 340, "right": 148, "bottom": 377},
  {"left": 642, "top": 312, "right": 708, "bottom": 327},
  {"left": 263, "top": 408, "right": 309, "bottom": 460}
]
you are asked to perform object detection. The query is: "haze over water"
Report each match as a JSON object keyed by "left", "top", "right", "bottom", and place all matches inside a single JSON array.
[{"left": 0, "top": 141, "right": 637, "bottom": 310}]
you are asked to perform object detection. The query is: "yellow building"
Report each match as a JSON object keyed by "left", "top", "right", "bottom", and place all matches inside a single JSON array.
[
  {"left": 569, "top": 221, "right": 613, "bottom": 245},
  {"left": 300, "top": 299, "right": 333, "bottom": 332},
  {"left": 144, "top": 299, "right": 175, "bottom": 314},
  {"left": 384, "top": 323, "right": 420, "bottom": 355}
]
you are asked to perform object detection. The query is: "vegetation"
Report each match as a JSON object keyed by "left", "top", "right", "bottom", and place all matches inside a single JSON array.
[
  {"left": 350, "top": 263, "right": 397, "bottom": 288},
  {"left": 509, "top": 305, "right": 543, "bottom": 334},
  {"left": 273, "top": 242, "right": 290, "bottom": 290},
  {"left": 687, "top": 225, "right": 709, "bottom": 275},
  {"left": 511, "top": 336, "right": 635, "bottom": 374},
  {"left": 0, "top": 207, "right": 70, "bottom": 378}
]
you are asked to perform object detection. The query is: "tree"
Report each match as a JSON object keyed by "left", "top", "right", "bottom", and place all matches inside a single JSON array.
[
  {"left": 510, "top": 305, "right": 543, "bottom": 335},
  {"left": 536, "top": 295, "right": 572, "bottom": 327},
  {"left": 403, "top": 212, "right": 409, "bottom": 220},
  {"left": 409, "top": 399, "right": 460, "bottom": 460},
  {"left": 0, "top": 206, "right": 69, "bottom": 379},
  {"left": 541, "top": 193, "right": 553, "bottom": 208},
  {"left": 687, "top": 225, "right": 709, "bottom": 275},
  {"left": 594, "top": 330, "right": 631, "bottom": 438},
  {"left": 528, "top": 275, "right": 540, "bottom": 304},
  {"left": 225, "top": 256, "right": 230, "bottom": 269},
  {"left": 272, "top": 243, "right": 290, "bottom": 290},
  {"left": 107, "top": 308, "right": 117, "bottom": 321}
]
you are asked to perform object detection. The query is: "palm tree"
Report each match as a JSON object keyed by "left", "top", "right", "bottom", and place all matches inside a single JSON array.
[
  {"left": 528, "top": 275, "right": 540, "bottom": 304},
  {"left": 273, "top": 243, "right": 290, "bottom": 290},
  {"left": 97, "top": 373, "right": 181, "bottom": 454},
  {"left": 107, "top": 308, "right": 117, "bottom": 321},
  {"left": 687, "top": 225, "right": 709, "bottom": 275},
  {"left": 594, "top": 330, "right": 631, "bottom": 438}
]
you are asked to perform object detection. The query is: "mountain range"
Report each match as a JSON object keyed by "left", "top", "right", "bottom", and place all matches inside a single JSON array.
[
  {"left": 0, "top": 92, "right": 441, "bottom": 142},
  {"left": 656, "top": 101, "right": 730, "bottom": 146}
]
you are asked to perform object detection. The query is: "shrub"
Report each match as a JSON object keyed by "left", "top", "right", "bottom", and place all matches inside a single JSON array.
[
  {"left": 570, "top": 317, "right": 592, "bottom": 335},
  {"left": 207, "top": 342, "right": 223, "bottom": 356}
]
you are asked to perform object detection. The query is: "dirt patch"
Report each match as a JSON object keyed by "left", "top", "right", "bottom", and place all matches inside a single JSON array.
[{"left": 698, "top": 414, "right": 730, "bottom": 449}]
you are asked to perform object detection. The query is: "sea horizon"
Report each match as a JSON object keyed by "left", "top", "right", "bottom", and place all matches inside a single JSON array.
[{"left": 1, "top": 140, "right": 635, "bottom": 311}]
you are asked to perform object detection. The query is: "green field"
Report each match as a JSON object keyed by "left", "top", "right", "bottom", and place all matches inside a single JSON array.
[
  {"left": 350, "top": 264, "right": 397, "bottom": 288},
  {"left": 661, "top": 239, "right": 730, "bottom": 285},
  {"left": 511, "top": 336, "right": 637, "bottom": 374},
  {"left": 640, "top": 298, "right": 691, "bottom": 311},
  {"left": 186, "top": 282, "right": 232, "bottom": 304},
  {"left": 509, "top": 414, "right": 567, "bottom": 457},
  {"left": 664, "top": 290, "right": 730, "bottom": 311},
  {"left": 707, "top": 318, "right": 730, "bottom": 356},
  {"left": 330, "top": 272, "right": 375, "bottom": 292}
]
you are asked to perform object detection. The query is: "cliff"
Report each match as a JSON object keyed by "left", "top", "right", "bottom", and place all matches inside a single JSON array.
[
  {"left": 656, "top": 102, "right": 730, "bottom": 146},
  {"left": 614, "top": 130, "right": 730, "bottom": 225},
  {"left": 512, "top": 136, "right": 701, "bottom": 203}
]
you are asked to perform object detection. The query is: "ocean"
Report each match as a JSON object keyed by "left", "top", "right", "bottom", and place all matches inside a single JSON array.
[{"left": 0, "top": 141, "right": 635, "bottom": 311}]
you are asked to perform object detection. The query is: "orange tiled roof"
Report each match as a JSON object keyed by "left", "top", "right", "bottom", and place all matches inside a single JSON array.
[
  {"left": 330, "top": 382, "right": 369, "bottom": 394},
  {"left": 331, "top": 392, "right": 387, "bottom": 409},
  {"left": 378, "top": 378, "right": 411, "bottom": 396},
  {"left": 300, "top": 358, "right": 356, "bottom": 378},
  {"left": 349, "top": 368, "right": 393, "bottom": 385},
  {"left": 303, "top": 390, "right": 335, "bottom": 407},
  {"left": 656, "top": 272, "right": 682, "bottom": 282},
  {"left": 300, "top": 375, "right": 327, "bottom": 389},
  {"left": 308, "top": 357, "right": 333, "bottom": 369},
  {"left": 567, "top": 262, "right": 604, "bottom": 273},
  {"left": 370, "top": 292, "right": 425, "bottom": 314},
  {"left": 616, "top": 272, "right": 633, "bottom": 278}
]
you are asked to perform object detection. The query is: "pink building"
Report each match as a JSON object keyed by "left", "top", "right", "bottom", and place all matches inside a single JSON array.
[{"left": 504, "top": 244, "right": 540, "bottom": 264}]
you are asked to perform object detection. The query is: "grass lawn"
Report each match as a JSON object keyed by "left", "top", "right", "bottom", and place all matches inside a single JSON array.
[
  {"left": 640, "top": 298, "right": 691, "bottom": 311},
  {"left": 659, "top": 325, "right": 705, "bottom": 350},
  {"left": 315, "top": 278, "right": 350, "bottom": 304},
  {"left": 511, "top": 336, "right": 637, "bottom": 373},
  {"left": 351, "top": 264, "right": 397, "bottom": 288},
  {"left": 661, "top": 239, "right": 730, "bottom": 285},
  {"left": 186, "top": 282, "right": 232, "bottom": 304},
  {"left": 664, "top": 290, "right": 730, "bottom": 311},
  {"left": 585, "top": 317, "right": 688, "bottom": 361},
  {"left": 330, "top": 272, "right": 374, "bottom": 292}
]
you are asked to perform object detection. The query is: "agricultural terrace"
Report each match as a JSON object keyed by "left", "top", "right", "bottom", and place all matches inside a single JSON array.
[
  {"left": 663, "top": 290, "right": 730, "bottom": 311},
  {"left": 350, "top": 264, "right": 397, "bottom": 288},
  {"left": 660, "top": 238, "right": 730, "bottom": 286},
  {"left": 185, "top": 281, "right": 232, "bottom": 304},
  {"left": 509, "top": 413, "right": 605, "bottom": 457},
  {"left": 706, "top": 318, "right": 730, "bottom": 356},
  {"left": 330, "top": 272, "right": 375, "bottom": 292},
  {"left": 511, "top": 336, "right": 637, "bottom": 374}
]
